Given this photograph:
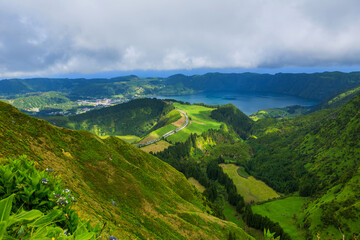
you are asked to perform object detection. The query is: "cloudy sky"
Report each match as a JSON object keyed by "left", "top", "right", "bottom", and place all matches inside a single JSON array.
[{"left": 0, "top": 0, "right": 360, "bottom": 78}]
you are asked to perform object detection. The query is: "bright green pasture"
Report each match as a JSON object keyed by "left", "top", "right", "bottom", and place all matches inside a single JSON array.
[
  {"left": 252, "top": 196, "right": 308, "bottom": 240},
  {"left": 220, "top": 164, "right": 279, "bottom": 203},
  {"left": 167, "top": 103, "right": 222, "bottom": 142}
]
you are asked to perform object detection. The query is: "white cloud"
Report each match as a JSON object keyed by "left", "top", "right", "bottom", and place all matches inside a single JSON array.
[{"left": 0, "top": 0, "right": 360, "bottom": 78}]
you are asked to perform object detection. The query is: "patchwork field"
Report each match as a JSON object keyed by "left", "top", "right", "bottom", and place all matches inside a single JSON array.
[
  {"left": 140, "top": 140, "right": 172, "bottom": 153},
  {"left": 167, "top": 103, "right": 222, "bottom": 142},
  {"left": 220, "top": 164, "right": 279, "bottom": 203},
  {"left": 172, "top": 112, "right": 186, "bottom": 127},
  {"left": 252, "top": 196, "right": 308, "bottom": 240}
]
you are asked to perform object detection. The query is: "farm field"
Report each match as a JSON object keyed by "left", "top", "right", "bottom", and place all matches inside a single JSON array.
[
  {"left": 252, "top": 196, "right": 308, "bottom": 240},
  {"left": 172, "top": 111, "right": 186, "bottom": 127},
  {"left": 167, "top": 103, "right": 222, "bottom": 142},
  {"left": 220, "top": 164, "right": 279, "bottom": 203},
  {"left": 141, "top": 140, "right": 172, "bottom": 153}
]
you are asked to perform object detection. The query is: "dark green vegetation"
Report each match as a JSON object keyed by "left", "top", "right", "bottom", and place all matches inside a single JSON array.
[
  {"left": 154, "top": 128, "right": 290, "bottom": 240},
  {"left": 0, "top": 101, "right": 253, "bottom": 239},
  {"left": 210, "top": 104, "right": 254, "bottom": 139},
  {"left": 244, "top": 93, "right": 360, "bottom": 239},
  {"left": 0, "top": 156, "right": 99, "bottom": 239},
  {"left": 47, "top": 98, "right": 175, "bottom": 137},
  {"left": 0, "top": 76, "right": 165, "bottom": 98}
]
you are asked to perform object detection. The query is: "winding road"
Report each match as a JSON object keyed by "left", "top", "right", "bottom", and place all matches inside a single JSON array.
[{"left": 138, "top": 108, "right": 189, "bottom": 147}]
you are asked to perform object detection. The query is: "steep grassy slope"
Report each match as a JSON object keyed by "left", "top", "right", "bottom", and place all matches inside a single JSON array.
[
  {"left": 0, "top": 101, "right": 253, "bottom": 239},
  {"left": 47, "top": 98, "right": 174, "bottom": 137}
]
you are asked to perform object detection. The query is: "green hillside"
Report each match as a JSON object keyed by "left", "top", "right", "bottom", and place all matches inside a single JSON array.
[
  {"left": 245, "top": 93, "right": 360, "bottom": 239},
  {"left": 0, "top": 101, "right": 253, "bottom": 239},
  {"left": 47, "top": 98, "right": 174, "bottom": 137},
  {"left": 296, "top": 93, "right": 360, "bottom": 239}
]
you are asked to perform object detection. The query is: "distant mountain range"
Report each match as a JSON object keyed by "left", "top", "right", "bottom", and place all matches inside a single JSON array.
[{"left": 2, "top": 71, "right": 360, "bottom": 100}]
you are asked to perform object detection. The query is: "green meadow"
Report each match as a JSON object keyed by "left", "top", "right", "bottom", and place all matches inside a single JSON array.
[
  {"left": 167, "top": 103, "right": 222, "bottom": 142},
  {"left": 220, "top": 164, "right": 279, "bottom": 203},
  {"left": 252, "top": 196, "right": 308, "bottom": 240}
]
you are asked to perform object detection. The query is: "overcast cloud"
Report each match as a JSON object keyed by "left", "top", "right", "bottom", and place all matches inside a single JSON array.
[{"left": 0, "top": 0, "right": 360, "bottom": 78}]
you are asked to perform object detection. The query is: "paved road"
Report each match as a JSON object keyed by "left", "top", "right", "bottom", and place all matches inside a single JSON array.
[{"left": 138, "top": 108, "right": 189, "bottom": 147}]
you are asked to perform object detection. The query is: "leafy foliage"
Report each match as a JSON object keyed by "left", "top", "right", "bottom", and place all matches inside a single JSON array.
[{"left": 0, "top": 156, "right": 99, "bottom": 239}]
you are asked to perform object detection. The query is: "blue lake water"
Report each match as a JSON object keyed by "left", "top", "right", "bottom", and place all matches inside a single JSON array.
[{"left": 155, "top": 91, "right": 318, "bottom": 115}]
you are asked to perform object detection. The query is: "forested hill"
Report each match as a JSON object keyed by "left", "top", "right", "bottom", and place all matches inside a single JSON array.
[
  {"left": 0, "top": 75, "right": 138, "bottom": 96},
  {"left": 165, "top": 71, "right": 360, "bottom": 100},
  {"left": 210, "top": 104, "right": 254, "bottom": 139},
  {"left": 47, "top": 98, "right": 174, "bottom": 137},
  {"left": 0, "top": 100, "right": 252, "bottom": 239},
  {"left": 2, "top": 71, "right": 360, "bottom": 101}
]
